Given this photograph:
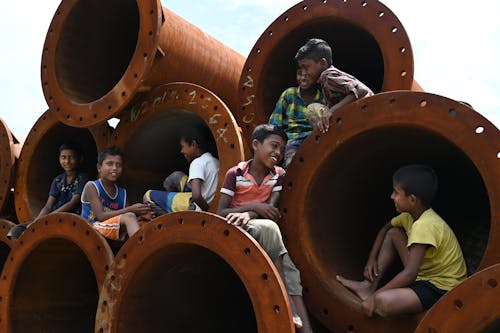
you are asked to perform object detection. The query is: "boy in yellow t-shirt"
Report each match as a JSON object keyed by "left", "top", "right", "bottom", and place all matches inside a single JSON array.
[{"left": 336, "top": 164, "right": 467, "bottom": 317}]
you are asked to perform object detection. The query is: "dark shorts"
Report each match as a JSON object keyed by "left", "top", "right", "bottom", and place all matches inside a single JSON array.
[{"left": 408, "top": 280, "right": 447, "bottom": 309}]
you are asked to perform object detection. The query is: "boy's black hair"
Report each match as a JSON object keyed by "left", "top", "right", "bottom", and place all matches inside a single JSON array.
[
  {"left": 98, "top": 146, "right": 124, "bottom": 165},
  {"left": 295, "top": 38, "right": 333, "bottom": 66},
  {"left": 251, "top": 124, "right": 288, "bottom": 144},
  {"left": 59, "top": 142, "right": 82, "bottom": 157},
  {"left": 180, "top": 125, "right": 212, "bottom": 152},
  {"left": 393, "top": 164, "right": 438, "bottom": 206}
]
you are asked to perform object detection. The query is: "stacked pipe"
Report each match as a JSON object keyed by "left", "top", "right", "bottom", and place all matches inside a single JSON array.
[{"left": 0, "top": 0, "right": 499, "bottom": 333}]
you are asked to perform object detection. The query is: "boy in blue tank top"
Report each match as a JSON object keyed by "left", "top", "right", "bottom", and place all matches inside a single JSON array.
[{"left": 81, "top": 146, "right": 152, "bottom": 241}]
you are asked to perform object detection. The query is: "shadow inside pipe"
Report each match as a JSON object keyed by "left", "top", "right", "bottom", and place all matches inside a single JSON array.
[
  {"left": 0, "top": 241, "right": 10, "bottom": 273},
  {"left": 11, "top": 238, "right": 98, "bottom": 332},
  {"left": 481, "top": 319, "right": 500, "bottom": 333},
  {"left": 25, "top": 124, "right": 98, "bottom": 218},
  {"left": 305, "top": 127, "right": 489, "bottom": 284},
  {"left": 257, "top": 19, "right": 383, "bottom": 123},
  {"left": 120, "top": 109, "right": 217, "bottom": 204},
  {"left": 55, "top": 0, "right": 139, "bottom": 103},
  {"left": 117, "top": 244, "right": 257, "bottom": 333}
]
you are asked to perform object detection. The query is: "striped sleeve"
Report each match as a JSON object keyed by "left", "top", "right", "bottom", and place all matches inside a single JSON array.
[{"left": 220, "top": 166, "right": 237, "bottom": 197}]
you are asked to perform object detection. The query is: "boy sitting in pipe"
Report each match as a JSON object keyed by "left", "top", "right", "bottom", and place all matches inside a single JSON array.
[
  {"left": 295, "top": 38, "right": 374, "bottom": 134},
  {"left": 7, "top": 142, "right": 89, "bottom": 239},
  {"left": 81, "top": 146, "right": 152, "bottom": 240},
  {"left": 143, "top": 125, "right": 219, "bottom": 214},
  {"left": 337, "top": 165, "right": 467, "bottom": 316},
  {"left": 268, "top": 67, "right": 326, "bottom": 169},
  {"left": 217, "top": 124, "right": 312, "bottom": 332}
]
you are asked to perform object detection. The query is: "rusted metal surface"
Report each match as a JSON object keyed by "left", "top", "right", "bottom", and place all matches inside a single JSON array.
[
  {"left": 13, "top": 111, "right": 111, "bottom": 222},
  {"left": 279, "top": 91, "right": 499, "bottom": 332},
  {"left": 41, "top": 0, "right": 245, "bottom": 128},
  {"left": 415, "top": 263, "right": 500, "bottom": 333},
  {"left": 0, "top": 118, "right": 16, "bottom": 216},
  {"left": 0, "top": 219, "right": 15, "bottom": 273},
  {"left": 237, "top": 0, "right": 417, "bottom": 144},
  {"left": 96, "top": 211, "right": 294, "bottom": 333},
  {"left": 0, "top": 213, "right": 114, "bottom": 333},
  {"left": 110, "top": 82, "right": 246, "bottom": 210}
]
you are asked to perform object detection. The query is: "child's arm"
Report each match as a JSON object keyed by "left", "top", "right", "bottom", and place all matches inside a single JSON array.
[
  {"left": 364, "top": 222, "right": 392, "bottom": 281},
  {"left": 217, "top": 193, "right": 281, "bottom": 225},
  {"left": 36, "top": 196, "right": 57, "bottom": 219},
  {"left": 316, "top": 93, "right": 356, "bottom": 133},
  {"left": 83, "top": 182, "right": 150, "bottom": 221},
  {"left": 190, "top": 178, "right": 209, "bottom": 211},
  {"left": 50, "top": 194, "right": 82, "bottom": 214},
  {"left": 268, "top": 90, "right": 289, "bottom": 128}
]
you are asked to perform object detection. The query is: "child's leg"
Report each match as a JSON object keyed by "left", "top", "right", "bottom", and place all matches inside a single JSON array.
[
  {"left": 119, "top": 212, "right": 141, "bottom": 237},
  {"left": 143, "top": 190, "right": 169, "bottom": 216},
  {"left": 337, "top": 227, "right": 408, "bottom": 300},
  {"left": 372, "top": 287, "right": 422, "bottom": 316}
]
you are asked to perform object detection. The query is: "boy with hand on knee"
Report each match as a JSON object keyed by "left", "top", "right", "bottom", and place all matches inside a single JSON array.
[
  {"left": 7, "top": 142, "right": 89, "bottom": 239},
  {"left": 81, "top": 146, "right": 152, "bottom": 241},
  {"left": 217, "top": 124, "right": 312, "bottom": 332},
  {"left": 296, "top": 38, "right": 374, "bottom": 133},
  {"left": 337, "top": 165, "right": 467, "bottom": 317}
]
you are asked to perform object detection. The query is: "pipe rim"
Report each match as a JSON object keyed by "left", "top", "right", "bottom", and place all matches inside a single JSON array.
[
  {"left": 41, "top": 0, "right": 162, "bottom": 127},
  {"left": 13, "top": 111, "right": 110, "bottom": 222},
  {"left": 415, "top": 263, "right": 500, "bottom": 333},
  {"left": 0, "top": 118, "right": 15, "bottom": 213},
  {"left": 0, "top": 219, "right": 15, "bottom": 248},
  {"left": 0, "top": 213, "right": 114, "bottom": 331},
  {"left": 96, "top": 211, "right": 294, "bottom": 333},
  {"left": 280, "top": 91, "right": 500, "bottom": 331},
  {"left": 236, "top": 0, "right": 414, "bottom": 142},
  {"left": 111, "top": 82, "right": 246, "bottom": 210}
]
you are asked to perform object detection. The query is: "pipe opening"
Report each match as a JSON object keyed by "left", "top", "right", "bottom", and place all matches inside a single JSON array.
[
  {"left": 11, "top": 238, "right": 98, "bottom": 332},
  {"left": 26, "top": 124, "right": 98, "bottom": 216},
  {"left": 260, "top": 19, "right": 383, "bottom": 121},
  {"left": 304, "top": 127, "right": 489, "bottom": 285},
  {"left": 117, "top": 244, "right": 257, "bottom": 333},
  {"left": 55, "top": 0, "right": 139, "bottom": 103},
  {"left": 481, "top": 319, "right": 500, "bottom": 333},
  {"left": 121, "top": 109, "right": 217, "bottom": 203}
]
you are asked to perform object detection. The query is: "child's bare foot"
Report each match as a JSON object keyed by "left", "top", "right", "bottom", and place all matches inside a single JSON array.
[{"left": 336, "top": 275, "right": 374, "bottom": 301}]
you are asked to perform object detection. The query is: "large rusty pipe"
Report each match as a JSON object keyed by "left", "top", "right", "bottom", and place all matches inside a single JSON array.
[
  {"left": 279, "top": 91, "right": 499, "bottom": 332},
  {"left": 0, "top": 213, "right": 114, "bottom": 333},
  {"left": 96, "top": 211, "right": 294, "bottom": 333},
  {"left": 0, "top": 118, "right": 16, "bottom": 217},
  {"left": 41, "top": 0, "right": 245, "bottom": 127},
  {"left": 415, "top": 263, "right": 500, "bottom": 333},
  {"left": 109, "top": 82, "right": 246, "bottom": 210},
  {"left": 13, "top": 111, "right": 111, "bottom": 222},
  {"left": 237, "top": 0, "right": 418, "bottom": 143},
  {"left": 0, "top": 219, "right": 15, "bottom": 274}
]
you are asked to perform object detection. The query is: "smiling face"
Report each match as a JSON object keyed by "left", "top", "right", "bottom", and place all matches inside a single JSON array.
[
  {"left": 296, "top": 68, "right": 314, "bottom": 90},
  {"left": 297, "top": 57, "right": 327, "bottom": 84},
  {"left": 180, "top": 138, "right": 199, "bottom": 163},
  {"left": 97, "top": 154, "right": 123, "bottom": 183},
  {"left": 390, "top": 182, "right": 415, "bottom": 213},
  {"left": 59, "top": 149, "right": 80, "bottom": 174},
  {"left": 252, "top": 134, "right": 285, "bottom": 169}
]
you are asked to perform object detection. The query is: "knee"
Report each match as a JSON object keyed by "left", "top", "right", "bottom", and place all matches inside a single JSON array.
[
  {"left": 120, "top": 212, "right": 137, "bottom": 224},
  {"left": 259, "top": 220, "right": 281, "bottom": 235},
  {"left": 386, "top": 227, "right": 405, "bottom": 240},
  {"left": 374, "top": 292, "right": 395, "bottom": 315}
]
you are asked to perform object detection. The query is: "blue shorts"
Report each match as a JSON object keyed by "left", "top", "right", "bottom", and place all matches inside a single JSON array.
[{"left": 408, "top": 280, "right": 447, "bottom": 309}]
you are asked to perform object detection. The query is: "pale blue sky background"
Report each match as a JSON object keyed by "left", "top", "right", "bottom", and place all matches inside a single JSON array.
[{"left": 0, "top": 0, "right": 498, "bottom": 141}]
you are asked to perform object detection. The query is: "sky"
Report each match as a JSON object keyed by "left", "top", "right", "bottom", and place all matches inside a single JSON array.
[{"left": 0, "top": 0, "right": 498, "bottom": 141}]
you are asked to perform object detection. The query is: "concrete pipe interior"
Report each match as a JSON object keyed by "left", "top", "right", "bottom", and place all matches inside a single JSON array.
[
  {"left": 24, "top": 124, "right": 98, "bottom": 218},
  {"left": 116, "top": 243, "right": 256, "bottom": 333},
  {"left": 304, "top": 126, "right": 489, "bottom": 283},
  {"left": 10, "top": 238, "right": 98, "bottom": 332},
  {"left": 120, "top": 109, "right": 217, "bottom": 204},
  {"left": 256, "top": 19, "right": 383, "bottom": 123},
  {"left": 0, "top": 241, "right": 10, "bottom": 273},
  {"left": 55, "top": 0, "right": 139, "bottom": 103}
]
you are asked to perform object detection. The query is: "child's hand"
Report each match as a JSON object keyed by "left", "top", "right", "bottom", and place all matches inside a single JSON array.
[
  {"left": 364, "top": 257, "right": 379, "bottom": 282},
  {"left": 129, "top": 203, "right": 152, "bottom": 216},
  {"left": 252, "top": 203, "right": 281, "bottom": 221},
  {"left": 317, "top": 111, "right": 332, "bottom": 133},
  {"left": 226, "top": 212, "right": 251, "bottom": 226}
]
